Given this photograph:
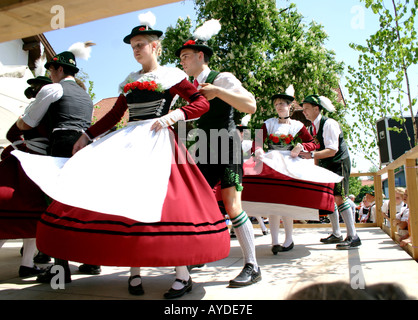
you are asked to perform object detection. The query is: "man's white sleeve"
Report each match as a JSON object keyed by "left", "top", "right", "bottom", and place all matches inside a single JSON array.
[
  {"left": 21, "top": 83, "right": 63, "bottom": 128},
  {"left": 322, "top": 118, "right": 341, "bottom": 151}
]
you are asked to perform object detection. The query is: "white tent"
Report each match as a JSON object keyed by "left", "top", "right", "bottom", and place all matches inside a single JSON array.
[{"left": 0, "top": 64, "right": 33, "bottom": 147}]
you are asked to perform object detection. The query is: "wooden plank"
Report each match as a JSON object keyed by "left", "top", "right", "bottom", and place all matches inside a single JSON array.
[
  {"left": 405, "top": 159, "right": 418, "bottom": 259},
  {"left": 0, "top": 0, "right": 179, "bottom": 43},
  {"left": 387, "top": 170, "right": 396, "bottom": 240},
  {"left": 374, "top": 174, "right": 384, "bottom": 228},
  {"left": 378, "top": 145, "right": 418, "bottom": 175}
]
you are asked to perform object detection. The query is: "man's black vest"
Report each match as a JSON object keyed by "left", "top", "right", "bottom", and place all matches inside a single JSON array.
[
  {"left": 196, "top": 71, "right": 236, "bottom": 134},
  {"left": 312, "top": 116, "right": 350, "bottom": 168},
  {"left": 46, "top": 80, "right": 93, "bottom": 132}
]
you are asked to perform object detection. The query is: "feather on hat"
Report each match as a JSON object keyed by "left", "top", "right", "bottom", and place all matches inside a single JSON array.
[
  {"left": 68, "top": 41, "right": 95, "bottom": 61},
  {"left": 123, "top": 11, "right": 163, "bottom": 43},
  {"left": 176, "top": 19, "right": 221, "bottom": 57},
  {"left": 318, "top": 96, "right": 336, "bottom": 112}
]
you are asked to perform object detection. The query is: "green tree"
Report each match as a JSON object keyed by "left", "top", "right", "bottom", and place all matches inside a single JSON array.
[
  {"left": 161, "top": 0, "right": 345, "bottom": 134},
  {"left": 346, "top": 0, "right": 418, "bottom": 166}
]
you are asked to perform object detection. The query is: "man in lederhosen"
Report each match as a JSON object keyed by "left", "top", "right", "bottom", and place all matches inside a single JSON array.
[
  {"left": 300, "top": 94, "right": 361, "bottom": 249},
  {"left": 176, "top": 21, "right": 261, "bottom": 287},
  {"left": 15, "top": 50, "right": 99, "bottom": 282}
]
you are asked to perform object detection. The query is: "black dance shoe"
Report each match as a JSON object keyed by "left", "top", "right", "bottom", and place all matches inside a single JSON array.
[
  {"left": 19, "top": 265, "right": 45, "bottom": 277},
  {"left": 163, "top": 277, "right": 193, "bottom": 299},
  {"left": 336, "top": 236, "right": 362, "bottom": 250},
  {"left": 228, "top": 263, "right": 261, "bottom": 287},
  {"left": 128, "top": 275, "right": 144, "bottom": 296},
  {"left": 187, "top": 264, "right": 205, "bottom": 272},
  {"left": 320, "top": 234, "right": 343, "bottom": 244},
  {"left": 36, "top": 265, "right": 72, "bottom": 283},
  {"left": 78, "top": 264, "right": 101, "bottom": 275},
  {"left": 33, "top": 251, "right": 51, "bottom": 263},
  {"left": 271, "top": 242, "right": 294, "bottom": 255}
]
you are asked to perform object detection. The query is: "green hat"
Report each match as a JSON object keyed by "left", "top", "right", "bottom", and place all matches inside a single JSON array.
[
  {"left": 27, "top": 76, "right": 52, "bottom": 85},
  {"left": 303, "top": 94, "right": 335, "bottom": 112},
  {"left": 123, "top": 25, "right": 163, "bottom": 43},
  {"left": 44, "top": 51, "right": 79, "bottom": 73},
  {"left": 175, "top": 38, "right": 214, "bottom": 58},
  {"left": 303, "top": 94, "right": 322, "bottom": 107},
  {"left": 364, "top": 187, "right": 375, "bottom": 197}
]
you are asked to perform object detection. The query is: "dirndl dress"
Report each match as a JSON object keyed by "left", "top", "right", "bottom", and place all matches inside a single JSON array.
[
  {"left": 0, "top": 126, "right": 49, "bottom": 240},
  {"left": 241, "top": 118, "right": 343, "bottom": 220},
  {"left": 12, "top": 66, "right": 230, "bottom": 267}
]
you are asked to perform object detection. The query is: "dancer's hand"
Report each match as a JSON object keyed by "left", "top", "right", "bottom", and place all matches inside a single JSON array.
[
  {"left": 72, "top": 134, "right": 89, "bottom": 155},
  {"left": 290, "top": 143, "right": 303, "bottom": 158},
  {"left": 151, "top": 109, "right": 185, "bottom": 132},
  {"left": 254, "top": 148, "right": 264, "bottom": 159}
]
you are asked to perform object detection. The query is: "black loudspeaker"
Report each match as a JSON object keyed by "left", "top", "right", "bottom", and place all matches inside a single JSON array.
[{"left": 376, "top": 116, "right": 418, "bottom": 165}]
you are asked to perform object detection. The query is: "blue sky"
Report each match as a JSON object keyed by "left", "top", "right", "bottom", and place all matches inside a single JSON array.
[
  {"left": 44, "top": 0, "right": 382, "bottom": 103},
  {"left": 43, "top": 0, "right": 416, "bottom": 171}
]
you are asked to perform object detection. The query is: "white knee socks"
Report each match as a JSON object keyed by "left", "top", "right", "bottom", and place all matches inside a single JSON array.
[
  {"left": 172, "top": 266, "right": 190, "bottom": 289},
  {"left": 256, "top": 216, "right": 267, "bottom": 232},
  {"left": 269, "top": 215, "right": 281, "bottom": 245},
  {"left": 21, "top": 238, "right": 36, "bottom": 268},
  {"left": 231, "top": 211, "right": 258, "bottom": 270},
  {"left": 129, "top": 267, "right": 142, "bottom": 286},
  {"left": 329, "top": 204, "right": 342, "bottom": 237},
  {"left": 282, "top": 216, "right": 294, "bottom": 247},
  {"left": 339, "top": 200, "right": 357, "bottom": 238},
  {"left": 269, "top": 215, "right": 293, "bottom": 247}
]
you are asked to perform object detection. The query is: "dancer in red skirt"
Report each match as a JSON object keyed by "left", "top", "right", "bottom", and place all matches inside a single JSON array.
[
  {"left": 242, "top": 87, "right": 342, "bottom": 254},
  {"left": 14, "top": 12, "right": 230, "bottom": 299}
]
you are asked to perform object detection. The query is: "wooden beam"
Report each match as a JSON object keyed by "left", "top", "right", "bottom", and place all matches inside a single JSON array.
[
  {"left": 374, "top": 174, "right": 384, "bottom": 228},
  {"left": 387, "top": 170, "right": 396, "bottom": 240},
  {"left": 378, "top": 145, "right": 418, "bottom": 175},
  {"left": 405, "top": 159, "right": 418, "bottom": 259},
  {"left": 0, "top": 0, "right": 179, "bottom": 43}
]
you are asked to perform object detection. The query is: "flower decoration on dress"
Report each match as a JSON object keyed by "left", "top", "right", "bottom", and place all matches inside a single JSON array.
[
  {"left": 268, "top": 133, "right": 302, "bottom": 147},
  {"left": 123, "top": 79, "right": 164, "bottom": 94}
]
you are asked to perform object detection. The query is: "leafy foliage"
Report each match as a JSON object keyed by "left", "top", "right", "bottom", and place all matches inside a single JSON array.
[
  {"left": 346, "top": 0, "right": 418, "bottom": 166},
  {"left": 161, "top": 0, "right": 345, "bottom": 134}
]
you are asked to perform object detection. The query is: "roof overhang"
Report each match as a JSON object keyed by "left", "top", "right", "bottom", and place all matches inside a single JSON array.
[{"left": 0, "top": 0, "right": 179, "bottom": 43}]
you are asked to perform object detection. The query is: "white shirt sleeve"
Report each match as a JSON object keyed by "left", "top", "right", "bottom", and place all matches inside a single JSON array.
[
  {"left": 322, "top": 118, "right": 341, "bottom": 151},
  {"left": 371, "top": 206, "right": 376, "bottom": 223},
  {"left": 21, "top": 83, "right": 63, "bottom": 128},
  {"left": 213, "top": 72, "right": 255, "bottom": 100}
]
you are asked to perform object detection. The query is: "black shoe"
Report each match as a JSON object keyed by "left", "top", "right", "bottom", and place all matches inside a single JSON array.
[
  {"left": 128, "top": 275, "right": 144, "bottom": 296},
  {"left": 33, "top": 252, "right": 51, "bottom": 263},
  {"left": 187, "top": 264, "right": 205, "bottom": 272},
  {"left": 230, "top": 231, "right": 236, "bottom": 239},
  {"left": 36, "top": 265, "right": 72, "bottom": 283},
  {"left": 78, "top": 264, "right": 101, "bottom": 275},
  {"left": 272, "top": 242, "right": 294, "bottom": 255},
  {"left": 320, "top": 234, "right": 343, "bottom": 244},
  {"left": 336, "top": 236, "right": 362, "bottom": 250},
  {"left": 19, "top": 265, "right": 45, "bottom": 277},
  {"left": 262, "top": 230, "right": 269, "bottom": 236},
  {"left": 271, "top": 245, "right": 281, "bottom": 255},
  {"left": 164, "top": 277, "right": 193, "bottom": 299},
  {"left": 228, "top": 263, "right": 261, "bottom": 287}
]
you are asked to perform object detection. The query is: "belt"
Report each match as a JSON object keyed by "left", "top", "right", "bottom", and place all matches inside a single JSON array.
[{"left": 52, "top": 128, "right": 84, "bottom": 133}]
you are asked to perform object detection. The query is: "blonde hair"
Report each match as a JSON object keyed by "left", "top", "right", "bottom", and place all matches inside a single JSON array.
[
  {"left": 143, "top": 34, "right": 162, "bottom": 57},
  {"left": 395, "top": 187, "right": 406, "bottom": 195}
]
